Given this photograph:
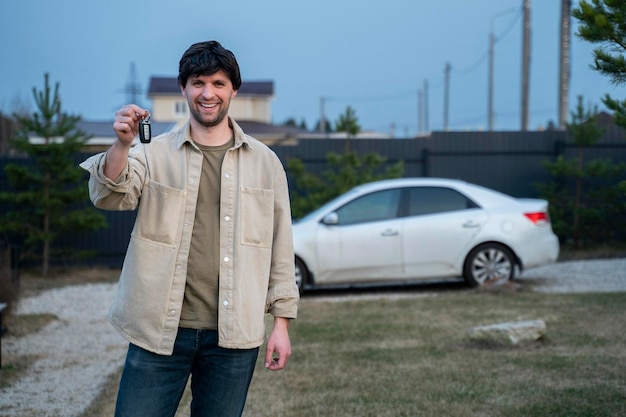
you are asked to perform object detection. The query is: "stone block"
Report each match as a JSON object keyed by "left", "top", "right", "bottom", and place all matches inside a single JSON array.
[{"left": 467, "top": 319, "right": 546, "bottom": 345}]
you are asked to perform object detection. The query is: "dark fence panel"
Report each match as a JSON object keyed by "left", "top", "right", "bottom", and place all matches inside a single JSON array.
[
  {"left": 56, "top": 209, "right": 136, "bottom": 269},
  {"left": 274, "top": 130, "right": 568, "bottom": 198},
  {"left": 420, "top": 131, "right": 564, "bottom": 197}
]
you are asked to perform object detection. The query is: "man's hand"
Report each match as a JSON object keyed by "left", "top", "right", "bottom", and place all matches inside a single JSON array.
[
  {"left": 113, "top": 104, "right": 149, "bottom": 145},
  {"left": 264, "top": 317, "right": 292, "bottom": 371},
  {"left": 105, "top": 104, "right": 148, "bottom": 180}
]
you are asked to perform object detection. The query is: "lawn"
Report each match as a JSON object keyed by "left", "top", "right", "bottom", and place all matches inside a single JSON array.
[{"left": 241, "top": 288, "right": 626, "bottom": 417}]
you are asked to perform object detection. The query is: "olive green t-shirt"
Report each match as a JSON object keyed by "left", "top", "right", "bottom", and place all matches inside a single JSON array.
[{"left": 179, "top": 138, "right": 234, "bottom": 329}]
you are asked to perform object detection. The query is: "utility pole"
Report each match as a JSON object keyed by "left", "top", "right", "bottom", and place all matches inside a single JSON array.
[
  {"left": 320, "top": 96, "right": 326, "bottom": 135},
  {"left": 423, "top": 79, "right": 429, "bottom": 133},
  {"left": 488, "top": 7, "right": 521, "bottom": 132},
  {"left": 558, "top": 0, "right": 571, "bottom": 129},
  {"left": 444, "top": 63, "right": 451, "bottom": 131},
  {"left": 488, "top": 30, "right": 495, "bottom": 131},
  {"left": 125, "top": 62, "right": 143, "bottom": 107},
  {"left": 418, "top": 88, "right": 423, "bottom": 135},
  {"left": 521, "top": 0, "right": 531, "bottom": 131}
]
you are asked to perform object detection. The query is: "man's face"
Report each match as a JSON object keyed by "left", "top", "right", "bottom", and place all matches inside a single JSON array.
[{"left": 180, "top": 70, "right": 237, "bottom": 128}]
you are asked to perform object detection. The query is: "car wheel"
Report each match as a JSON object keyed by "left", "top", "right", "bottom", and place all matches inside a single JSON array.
[
  {"left": 295, "top": 257, "right": 309, "bottom": 294},
  {"left": 463, "top": 243, "right": 515, "bottom": 287}
]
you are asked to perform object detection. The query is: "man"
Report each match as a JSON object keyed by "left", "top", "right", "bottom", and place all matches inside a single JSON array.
[{"left": 80, "top": 40, "right": 299, "bottom": 417}]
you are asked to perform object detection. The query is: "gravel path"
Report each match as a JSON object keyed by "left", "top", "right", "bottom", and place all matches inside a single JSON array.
[
  {"left": 521, "top": 257, "right": 626, "bottom": 293},
  {"left": 0, "top": 283, "right": 126, "bottom": 417},
  {"left": 0, "top": 258, "right": 625, "bottom": 416}
]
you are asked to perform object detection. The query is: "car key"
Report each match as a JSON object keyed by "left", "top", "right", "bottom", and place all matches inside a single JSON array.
[{"left": 139, "top": 114, "right": 151, "bottom": 143}]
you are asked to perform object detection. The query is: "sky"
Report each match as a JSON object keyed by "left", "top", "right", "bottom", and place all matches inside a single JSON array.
[{"left": 0, "top": 0, "right": 621, "bottom": 137}]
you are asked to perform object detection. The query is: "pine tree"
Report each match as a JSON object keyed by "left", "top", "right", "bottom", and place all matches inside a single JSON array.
[
  {"left": 0, "top": 73, "right": 106, "bottom": 276},
  {"left": 335, "top": 105, "right": 361, "bottom": 152},
  {"left": 573, "top": 0, "right": 626, "bottom": 128},
  {"left": 334, "top": 105, "right": 361, "bottom": 137}
]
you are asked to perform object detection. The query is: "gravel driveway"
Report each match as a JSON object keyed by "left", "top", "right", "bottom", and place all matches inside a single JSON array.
[
  {"left": 1, "top": 258, "right": 625, "bottom": 416},
  {"left": 520, "top": 257, "right": 626, "bottom": 293}
]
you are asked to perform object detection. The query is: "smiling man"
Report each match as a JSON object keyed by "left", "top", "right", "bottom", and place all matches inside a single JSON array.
[{"left": 80, "top": 41, "right": 299, "bottom": 417}]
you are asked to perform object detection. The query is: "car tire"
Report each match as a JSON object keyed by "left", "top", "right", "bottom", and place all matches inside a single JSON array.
[
  {"left": 295, "top": 257, "right": 309, "bottom": 295},
  {"left": 463, "top": 243, "right": 515, "bottom": 287}
]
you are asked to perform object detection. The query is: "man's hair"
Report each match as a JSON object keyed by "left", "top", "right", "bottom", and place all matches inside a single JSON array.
[{"left": 178, "top": 41, "right": 242, "bottom": 90}]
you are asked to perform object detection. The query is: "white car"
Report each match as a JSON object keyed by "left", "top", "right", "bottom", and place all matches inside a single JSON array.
[{"left": 292, "top": 178, "right": 559, "bottom": 292}]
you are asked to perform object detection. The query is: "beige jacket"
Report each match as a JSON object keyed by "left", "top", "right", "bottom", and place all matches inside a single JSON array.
[{"left": 80, "top": 119, "right": 299, "bottom": 355}]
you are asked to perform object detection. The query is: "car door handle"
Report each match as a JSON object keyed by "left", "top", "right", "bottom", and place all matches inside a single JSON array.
[
  {"left": 381, "top": 229, "right": 399, "bottom": 236},
  {"left": 462, "top": 221, "right": 481, "bottom": 228}
]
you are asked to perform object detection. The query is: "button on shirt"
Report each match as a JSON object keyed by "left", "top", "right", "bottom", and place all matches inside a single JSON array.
[{"left": 80, "top": 119, "right": 299, "bottom": 355}]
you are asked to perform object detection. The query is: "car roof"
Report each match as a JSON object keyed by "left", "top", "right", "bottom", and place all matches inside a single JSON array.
[
  {"left": 351, "top": 177, "right": 517, "bottom": 205},
  {"left": 352, "top": 177, "right": 472, "bottom": 192},
  {"left": 296, "top": 177, "right": 518, "bottom": 223}
]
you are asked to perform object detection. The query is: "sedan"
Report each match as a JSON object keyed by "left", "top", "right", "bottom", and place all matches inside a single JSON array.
[{"left": 292, "top": 178, "right": 559, "bottom": 293}]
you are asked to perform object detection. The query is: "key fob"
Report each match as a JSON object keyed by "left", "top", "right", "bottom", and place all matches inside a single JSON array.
[{"left": 139, "top": 114, "right": 151, "bottom": 143}]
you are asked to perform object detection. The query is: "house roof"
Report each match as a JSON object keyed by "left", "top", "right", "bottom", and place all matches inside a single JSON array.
[{"left": 147, "top": 77, "right": 274, "bottom": 96}]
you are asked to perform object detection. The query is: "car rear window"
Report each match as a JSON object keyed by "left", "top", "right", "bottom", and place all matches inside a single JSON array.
[{"left": 406, "top": 187, "right": 478, "bottom": 216}]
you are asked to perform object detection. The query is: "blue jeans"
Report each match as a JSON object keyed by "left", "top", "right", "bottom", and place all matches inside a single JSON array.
[{"left": 114, "top": 328, "right": 259, "bottom": 417}]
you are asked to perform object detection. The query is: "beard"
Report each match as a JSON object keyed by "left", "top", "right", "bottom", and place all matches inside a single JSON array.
[{"left": 188, "top": 100, "right": 230, "bottom": 128}]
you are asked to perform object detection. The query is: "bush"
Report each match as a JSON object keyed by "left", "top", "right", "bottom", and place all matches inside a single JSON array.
[{"left": 287, "top": 151, "right": 404, "bottom": 219}]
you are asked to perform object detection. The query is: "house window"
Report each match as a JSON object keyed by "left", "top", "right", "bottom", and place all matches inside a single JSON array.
[{"left": 175, "top": 101, "right": 187, "bottom": 116}]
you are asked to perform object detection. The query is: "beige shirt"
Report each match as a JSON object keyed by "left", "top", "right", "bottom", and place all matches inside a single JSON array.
[{"left": 79, "top": 119, "right": 299, "bottom": 355}]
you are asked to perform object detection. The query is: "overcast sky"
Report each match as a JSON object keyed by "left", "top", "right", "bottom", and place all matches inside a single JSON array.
[{"left": 0, "top": 0, "right": 621, "bottom": 136}]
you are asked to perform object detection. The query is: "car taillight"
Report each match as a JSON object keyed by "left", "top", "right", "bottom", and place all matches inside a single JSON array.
[{"left": 524, "top": 211, "right": 549, "bottom": 224}]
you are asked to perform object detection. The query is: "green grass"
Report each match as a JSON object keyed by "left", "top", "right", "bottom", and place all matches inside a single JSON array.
[
  {"left": 242, "top": 290, "right": 626, "bottom": 417},
  {"left": 0, "top": 313, "right": 56, "bottom": 389}
]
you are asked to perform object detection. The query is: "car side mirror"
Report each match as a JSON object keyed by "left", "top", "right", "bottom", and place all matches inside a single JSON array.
[{"left": 321, "top": 212, "right": 339, "bottom": 225}]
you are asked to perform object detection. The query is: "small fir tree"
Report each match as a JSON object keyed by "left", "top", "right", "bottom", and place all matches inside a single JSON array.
[
  {"left": 288, "top": 152, "right": 404, "bottom": 219},
  {"left": 537, "top": 96, "right": 626, "bottom": 247},
  {"left": 573, "top": 0, "right": 626, "bottom": 129},
  {"left": 335, "top": 105, "right": 361, "bottom": 152},
  {"left": 0, "top": 74, "right": 106, "bottom": 276},
  {"left": 573, "top": 0, "right": 626, "bottom": 197}
]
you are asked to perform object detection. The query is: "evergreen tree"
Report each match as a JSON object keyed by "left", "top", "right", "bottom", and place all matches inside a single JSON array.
[
  {"left": 573, "top": 0, "right": 626, "bottom": 128},
  {"left": 287, "top": 152, "right": 404, "bottom": 219},
  {"left": 334, "top": 105, "right": 361, "bottom": 137},
  {"left": 281, "top": 117, "right": 308, "bottom": 131},
  {"left": 313, "top": 117, "right": 334, "bottom": 133},
  {"left": 335, "top": 105, "right": 361, "bottom": 152},
  {"left": 282, "top": 117, "right": 298, "bottom": 128},
  {"left": 573, "top": 0, "right": 626, "bottom": 195},
  {"left": 536, "top": 96, "right": 626, "bottom": 247},
  {"left": 0, "top": 73, "right": 106, "bottom": 276}
]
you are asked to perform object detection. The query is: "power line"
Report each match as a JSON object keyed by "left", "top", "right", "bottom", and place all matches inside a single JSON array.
[
  {"left": 455, "top": 7, "right": 522, "bottom": 75},
  {"left": 324, "top": 91, "right": 416, "bottom": 102}
]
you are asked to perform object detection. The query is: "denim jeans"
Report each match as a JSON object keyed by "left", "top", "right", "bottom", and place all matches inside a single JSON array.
[{"left": 114, "top": 328, "right": 259, "bottom": 417}]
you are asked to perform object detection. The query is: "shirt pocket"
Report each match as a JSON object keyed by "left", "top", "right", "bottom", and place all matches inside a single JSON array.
[
  {"left": 240, "top": 186, "right": 274, "bottom": 248},
  {"left": 134, "top": 180, "right": 185, "bottom": 246}
]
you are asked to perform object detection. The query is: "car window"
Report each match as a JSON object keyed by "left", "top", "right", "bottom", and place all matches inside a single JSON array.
[
  {"left": 406, "top": 186, "right": 479, "bottom": 216},
  {"left": 335, "top": 189, "right": 401, "bottom": 225}
]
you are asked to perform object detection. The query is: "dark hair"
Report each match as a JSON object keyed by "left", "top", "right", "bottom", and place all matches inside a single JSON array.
[{"left": 178, "top": 41, "right": 241, "bottom": 90}]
